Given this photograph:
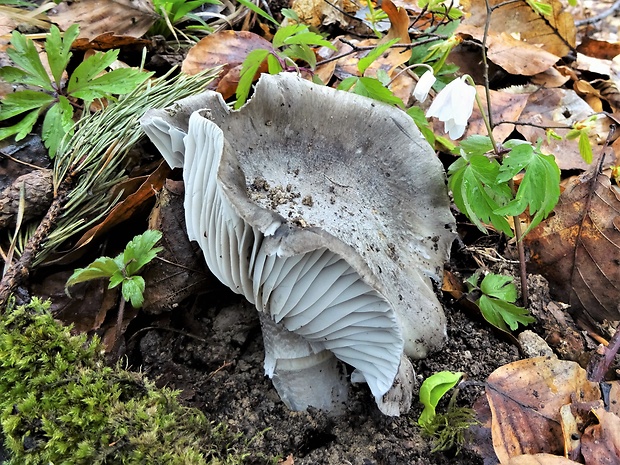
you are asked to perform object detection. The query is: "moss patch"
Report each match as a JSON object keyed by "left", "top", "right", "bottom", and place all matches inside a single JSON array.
[{"left": 0, "top": 297, "right": 264, "bottom": 465}]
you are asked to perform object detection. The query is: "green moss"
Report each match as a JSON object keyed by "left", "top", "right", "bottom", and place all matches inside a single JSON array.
[{"left": 0, "top": 297, "right": 267, "bottom": 465}]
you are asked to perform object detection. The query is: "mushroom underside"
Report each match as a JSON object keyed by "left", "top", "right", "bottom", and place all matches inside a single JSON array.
[{"left": 140, "top": 73, "right": 455, "bottom": 415}]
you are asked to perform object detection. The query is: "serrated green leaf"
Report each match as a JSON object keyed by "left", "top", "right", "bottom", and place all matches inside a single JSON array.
[
  {"left": 6, "top": 30, "right": 54, "bottom": 91},
  {"left": 123, "top": 230, "right": 163, "bottom": 276},
  {"left": 527, "top": 0, "right": 552, "bottom": 16},
  {"left": 494, "top": 145, "right": 560, "bottom": 235},
  {"left": 457, "top": 135, "right": 494, "bottom": 157},
  {"left": 67, "top": 50, "right": 119, "bottom": 95},
  {"left": 578, "top": 130, "right": 593, "bottom": 164},
  {"left": 337, "top": 76, "right": 358, "bottom": 92},
  {"left": 282, "top": 44, "right": 316, "bottom": 68},
  {"left": 418, "top": 371, "right": 463, "bottom": 427},
  {"left": 235, "top": 48, "right": 270, "bottom": 109},
  {"left": 0, "top": 66, "right": 30, "bottom": 84},
  {"left": 478, "top": 295, "right": 535, "bottom": 332},
  {"left": 42, "top": 96, "right": 74, "bottom": 158},
  {"left": 236, "top": 0, "right": 279, "bottom": 25},
  {"left": 122, "top": 276, "right": 146, "bottom": 308},
  {"left": 349, "top": 76, "right": 404, "bottom": 107},
  {"left": 448, "top": 155, "right": 513, "bottom": 236},
  {"left": 406, "top": 106, "right": 435, "bottom": 147},
  {"left": 273, "top": 24, "right": 305, "bottom": 48},
  {"left": 0, "top": 109, "right": 41, "bottom": 142},
  {"left": 266, "top": 54, "right": 283, "bottom": 74},
  {"left": 283, "top": 31, "right": 334, "bottom": 49},
  {"left": 66, "top": 257, "right": 120, "bottom": 289},
  {"left": 358, "top": 38, "right": 399, "bottom": 75},
  {"left": 480, "top": 273, "right": 517, "bottom": 302},
  {"left": 109, "top": 270, "right": 125, "bottom": 289},
  {"left": 46, "top": 24, "right": 79, "bottom": 88},
  {"left": 0, "top": 90, "right": 55, "bottom": 121},
  {"left": 69, "top": 68, "right": 153, "bottom": 103}
]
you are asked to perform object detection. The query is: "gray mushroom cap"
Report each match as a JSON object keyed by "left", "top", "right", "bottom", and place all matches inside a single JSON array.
[{"left": 141, "top": 73, "right": 455, "bottom": 414}]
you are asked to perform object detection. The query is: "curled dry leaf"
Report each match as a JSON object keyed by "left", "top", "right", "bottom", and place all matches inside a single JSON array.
[
  {"left": 50, "top": 0, "right": 158, "bottom": 40},
  {"left": 525, "top": 170, "right": 620, "bottom": 322},
  {"left": 461, "top": 0, "right": 575, "bottom": 58},
  {"left": 581, "top": 408, "right": 620, "bottom": 465},
  {"left": 486, "top": 356, "right": 600, "bottom": 463},
  {"left": 181, "top": 30, "right": 272, "bottom": 99}
]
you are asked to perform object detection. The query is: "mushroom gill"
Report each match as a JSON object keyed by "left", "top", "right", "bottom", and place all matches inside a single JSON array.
[{"left": 141, "top": 73, "right": 455, "bottom": 415}]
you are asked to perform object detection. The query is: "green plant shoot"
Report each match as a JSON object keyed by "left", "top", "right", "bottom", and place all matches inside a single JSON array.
[
  {"left": 0, "top": 24, "right": 152, "bottom": 157},
  {"left": 466, "top": 272, "right": 536, "bottom": 332},
  {"left": 418, "top": 371, "right": 463, "bottom": 428},
  {"left": 66, "top": 230, "right": 163, "bottom": 308}
]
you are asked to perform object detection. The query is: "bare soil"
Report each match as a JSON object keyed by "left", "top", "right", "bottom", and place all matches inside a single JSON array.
[{"left": 130, "top": 269, "right": 523, "bottom": 465}]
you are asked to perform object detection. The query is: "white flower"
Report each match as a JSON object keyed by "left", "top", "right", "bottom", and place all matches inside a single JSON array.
[
  {"left": 426, "top": 76, "right": 476, "bottom": 140},
  {"left": 413, "top": 71, "right": 436, "bottom": 102}
]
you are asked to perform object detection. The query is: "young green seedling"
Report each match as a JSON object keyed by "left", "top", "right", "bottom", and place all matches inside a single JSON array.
[
  {"left": 0, "top": 24, "right": 152, "bottom": 157},
  {"left": 466, "top": 272, "right": 536, "bottom": 333}
]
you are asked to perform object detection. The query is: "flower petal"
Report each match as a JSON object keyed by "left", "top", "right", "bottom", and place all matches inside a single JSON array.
[{"left": 413, "top": 71, "right": 436, "bottom": 103}]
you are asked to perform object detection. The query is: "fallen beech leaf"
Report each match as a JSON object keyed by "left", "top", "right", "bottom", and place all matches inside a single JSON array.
[
  {"left": 50, "top": 0, "right": 158, "bottom": 39},
  {"left": 72, "top": 33, "right": 154, "bottom": 52},
  {"left": 461, "top": 87, "right": 529, "bottom": 143},
  {"left": 525, "top": 170, "right": 620, "bottom": 322},
  {"left": 461, "top": 0, "right": 576, "bottom": 58},
  {"left": 291, "top": 0, "right": 358, "bottom": 28},
  {"left": 486, "top": 357, "right": 600, "bottom": 463},
  {"left": 458, "top": 25, "right": 560, "bottom": 76},
  {"left": 577, "top": 37, "right": 620, "bottom": 61},
  {"left": 516, "top": 88, "right": 608, "bottom": 171},
  {"left": 581, "top": 408, "right": 620, "bottom": 465},
  {"left": 504, "top": 453, "right": 580, "bottom": 465}
]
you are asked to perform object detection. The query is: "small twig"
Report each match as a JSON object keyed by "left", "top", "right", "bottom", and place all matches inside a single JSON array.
[
  {"left": 496, "top": 120, "right": 572, "bottom": 130},
  {"left": 587, "top": 324, "right": 620, "bottom": 382},
  {"left": 0, "top": 171, "right": 77, "bottom": 310},
  {"left": 575, "top": 0, "right": 620, "bottom": 27}
]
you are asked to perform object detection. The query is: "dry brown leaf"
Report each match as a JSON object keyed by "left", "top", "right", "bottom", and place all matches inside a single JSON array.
[
  {"left": 291, "top": 0, "right": 358, "bottom": 28},
  {"left": 50, "top": 0, "right": 158, "bottom": 40},
  {"left": 577, "top": 37, "right": 620, "bottom": 61},
  {"left": 581, "top": 408, "right": 620, "bottom": 465},
  {"left": 516, "top": 88, "right": 608, "bottom": 171},
  {"left": 182, "top": 30, "right": 272, "bottom": 99},
  {"left": 142, "top": 180, "right": 214, "bottom": 314},
  {"left": 503, "top": 454, "right": 580, "bottom": 465},
  {"left": 461, "top": 0, "right": 575, "bottom": 58},
  {"left": 525, "top": 170, "right": 620, "bottom": 322},
  {"left": 458, "top": 25, "right": 560, "bottom": 76},
  {"left": 72, "top": 33, "right": 153, "bottom": 52},
  {"left": 486, "top": 357, "right": 600, "bottom": 463},
  {"left": 530, "top": 67, "right": 571, "bottom": 88},
  {"left": 610, "top": 381, "right": 620, "bottom": 417},
  {"left": 461, "top": 87, "right": 529, "bottom": 143}
]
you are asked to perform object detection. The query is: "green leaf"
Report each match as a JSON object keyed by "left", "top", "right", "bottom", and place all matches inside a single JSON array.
[
  {"left": 281, "top": 8, "right": 300, "bottom": 21},
  {"left": 337, "top": 76, "right": 358, "bottom": 92},
  {"left": 0, "top": 66, "right": 31, "bottom": 84},
  {"left": 494, "top": 143, "right": 560, "bottom": 235},
  {"left": 418, "top": 371, "right": 464, "bottom": 427},
  {"left": 266, "top": 54, "right": 283, "bottom": 74},
  {"left": 282, "top": 44, "right": 316, "bottom": 68},
  {"left": 283, "top": 31, "right": 334, "bottom": 49},
  {"left": 42, "top": 97, "right": 74, "bottom": 158},
  {"left": 527, "top": 0, "right": 552, "bottom": 16},
  {"left": 6, "top": 30, "right": 54, "bottom": 91},
  {"left": 235, "top": 48, "right": 270, "bottom": 109},
  {"left": 235, "top": 0, "right": 279, "bottom": 25},
  {"left": 46, "top": 24, "right": 79, "bottom": 88},
  {"left": 273, "top": 24, "right": 306, "bottom": 48},
  {"left": 0, "top": 109, "right": 41, "bottom": 142},
  {"left": 69, "top": 68, "right": 153, "bottom": 103},
  {"left": 480, "top": 273, "right": 517, "bottom": 302},
  {"left": 578, "top": 130, "right": 593, "bottom": 164},
  {"left": 357, "top": 38, "right": 399, "bottom": 75},
  {"left": 67, "top": 50, "right": 120, "bottom": 95},
  {"left": 448, "top": 155, "right": 513, "bottom": 236},
  {"left": 122, "top": 276, "right": 146, "bottom": 308},
  {"left": 406, "top": 106, "right": 435, "bottom": 147},
  {"left": 457, "top": 135, "right": 494, "bottom": 157},
  {"left": 0, "top": 90, "right": 55, "bottom": 121},
  {"left": 349, "top": 76, "right": 404, "bottom": 107},
  {"left": 478, "top": 295, "right": 535, "bottom": 332},
  {"left": 123, "top": 230, "right": 163, "bottom": 276},
  {"left": 109, "top": 270, "right": 125, "bottom": 289},
  {"left": 66, "top": 257, "right": 120, "bottom": 289}
]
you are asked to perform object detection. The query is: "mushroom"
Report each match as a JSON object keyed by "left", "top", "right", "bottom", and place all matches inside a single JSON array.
[{"left": 141, "top": 73, "right": 455, "bottom": 415}]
